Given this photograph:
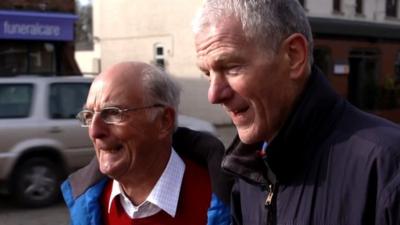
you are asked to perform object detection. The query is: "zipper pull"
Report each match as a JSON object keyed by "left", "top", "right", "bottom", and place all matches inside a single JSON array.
[{"left": 265, "top": 184, "right": 274, "bottom": 207}]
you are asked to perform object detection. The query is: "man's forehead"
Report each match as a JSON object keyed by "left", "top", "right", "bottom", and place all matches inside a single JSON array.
[
  {"left": 196, "top": 18, "right": 245, "bottom": 46},
  {"left": 85, "top": 78, "right": 107, "bottom": 108},
  {"left": 195, "top": 23, "right": 249, "bottom": 64},
  {"left": 86, "top": 72, "right": 142, "bottom": 109}
]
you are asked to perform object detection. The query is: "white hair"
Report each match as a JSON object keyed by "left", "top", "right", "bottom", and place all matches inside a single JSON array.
[
  {"left": 193, "top": 0, "right": 314, "bottom": 65},
  {"left": 141, "top": 65, "right": 181, "bottom": 128}
]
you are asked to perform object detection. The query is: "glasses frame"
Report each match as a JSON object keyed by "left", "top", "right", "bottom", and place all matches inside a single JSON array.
[{"left": 76, "top": 103, "right": 165, "bottom": 127}]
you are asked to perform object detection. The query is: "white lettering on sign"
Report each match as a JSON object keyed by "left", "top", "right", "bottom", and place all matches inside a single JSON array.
[{"left": 3, "top": 21, "right": 60, "bottom": 37}]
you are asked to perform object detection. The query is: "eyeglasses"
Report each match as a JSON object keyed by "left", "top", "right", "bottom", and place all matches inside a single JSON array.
[{"left": 76, "top": 104, "right": 164, "bottom": 127}]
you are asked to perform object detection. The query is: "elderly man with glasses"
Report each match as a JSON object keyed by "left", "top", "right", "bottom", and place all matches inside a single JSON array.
[{"left": 61, "top": 61, "right": 232, "bottom": 225}]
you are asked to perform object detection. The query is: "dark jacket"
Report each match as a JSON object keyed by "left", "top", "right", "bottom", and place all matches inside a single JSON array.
[
  {"left": 223, "top": 67, "right": 400, "bottom": 225},
  {"left": 61, "top": 127, "right": 233, "bottom": 225}
]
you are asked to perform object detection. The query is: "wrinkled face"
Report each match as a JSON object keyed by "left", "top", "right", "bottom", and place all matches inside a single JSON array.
[
  {"left": 195, "top": 18, "right": 294, "bottom": 144},
  {"left": 85, "top": 67, "right": 162, "bottom": 180}
]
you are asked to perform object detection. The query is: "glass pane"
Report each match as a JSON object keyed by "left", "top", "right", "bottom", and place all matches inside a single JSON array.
[
  {"left": 49, "top": 83, "right": 90, "bottom": 119},
  {"left": 29, "top": 43, "right": 55, "bottom": 75},
  {"left": 386, "top": 0, "right": 398, "bottom": 17},
  {"left": 156, "top": 46, "right": 164, "bottom": 56},
  {"left": 0, "top": 42, "right": 56, "bottom": 76},
  {"left": 0, "top": 43, "right": 28, "bottom": 76},
  {"left": 155, "top": 59, "right": 165, "bottom": 70},
  {"left": 0, "top": 84, "right": 32, "bottom": 118},
  {"left": 356, "top": 0, "right": 363, "bottom": 14},
  {"left": 333, "top": 0, "right": 341, "bottom": 12}
]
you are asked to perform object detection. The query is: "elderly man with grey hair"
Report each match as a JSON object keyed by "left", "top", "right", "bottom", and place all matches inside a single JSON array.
[
  {"left": 61, "top": 61, "right": 232, "bottom": 225},
  {"left": 193, "top": 0, "right": 400, "bottom": 225}
]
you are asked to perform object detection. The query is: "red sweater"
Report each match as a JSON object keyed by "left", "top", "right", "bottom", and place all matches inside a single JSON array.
[{"left": 101, "top": 158, "right": 212, "bottom": 225}]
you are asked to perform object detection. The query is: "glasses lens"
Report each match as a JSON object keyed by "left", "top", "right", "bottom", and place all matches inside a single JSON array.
[
  {"left": 101, "top": 108, "right": 122, "bottom": 124},
  {"left": 77, "top": 111, "right": 93, "bottom": 126}
]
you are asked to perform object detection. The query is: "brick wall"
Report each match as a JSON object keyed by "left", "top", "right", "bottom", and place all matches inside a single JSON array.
[{"left": 0, "top": 0, "right": 75, "bottom": 13}]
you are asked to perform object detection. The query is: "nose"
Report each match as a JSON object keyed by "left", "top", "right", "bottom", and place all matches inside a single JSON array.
[
  {"left": 208, "top": 74, "right": 233, "bottom": 104},
  {"left": 88, "top": 113, "right": 109, "bottom": 140}
]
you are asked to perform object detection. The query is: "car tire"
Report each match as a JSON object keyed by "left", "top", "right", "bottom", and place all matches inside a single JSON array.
[{"left": 11, "top": 157, "right": 62, "bottom": 207}]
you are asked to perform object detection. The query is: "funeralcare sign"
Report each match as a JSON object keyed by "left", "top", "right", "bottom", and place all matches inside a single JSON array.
[{"left": 0, "top": 10, "right": 77, "bottom": 41}]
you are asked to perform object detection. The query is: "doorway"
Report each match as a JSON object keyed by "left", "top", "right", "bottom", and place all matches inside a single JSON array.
[{"left": 348, "top": 49, "right": 380, "bottom": 110}]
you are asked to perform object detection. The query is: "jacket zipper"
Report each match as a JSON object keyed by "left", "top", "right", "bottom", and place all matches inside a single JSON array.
[
  {"left": 265, "top": 183, "right": 278, "bottom": 225},
  {"left": 260, "top": 141, "right": 278, "bottom": 225}
]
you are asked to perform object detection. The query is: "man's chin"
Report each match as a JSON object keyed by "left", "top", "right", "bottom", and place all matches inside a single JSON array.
[
  {"left": 98, "top": 161, "right": 117, "bottom": 177},
  {"left": 236, "top": 127, "right": 260, "bottom": 144}
]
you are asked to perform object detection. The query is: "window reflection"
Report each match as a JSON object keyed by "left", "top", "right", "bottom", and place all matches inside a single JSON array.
[
  {"left": 49, "top": 83, "right": 90, "bottom": 119},
  {"left": 0, "top": 42, "right": 56, "bottom": 76},
  {"left": 0, "top": 84, "right": 32, "bottom": 118}
]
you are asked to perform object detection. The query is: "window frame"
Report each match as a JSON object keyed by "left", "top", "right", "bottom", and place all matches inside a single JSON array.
[
  {"left": 154, "top": 43, "right": 166, "bottom": 70},
  {"left": 355, "top": 0, "right": 364, "bottom": 15},
  {"left": 386, "top": 0, "right": 398, "bottom": 18},
  {"left": 333, "top": 0, "right": 342, "bottom": 13}
]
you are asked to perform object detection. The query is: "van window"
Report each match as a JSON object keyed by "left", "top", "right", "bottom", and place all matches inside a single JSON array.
[
  {"left": 0, "top": 84, "right": 33, "bottom": 118},
  {"left": 49, "top": 83, "right": 90, "bottom": 119}
]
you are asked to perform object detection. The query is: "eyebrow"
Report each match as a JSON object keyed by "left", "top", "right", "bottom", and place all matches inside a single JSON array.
[{"left": 197, "top": 52, "right": 244, "bottom": 70}]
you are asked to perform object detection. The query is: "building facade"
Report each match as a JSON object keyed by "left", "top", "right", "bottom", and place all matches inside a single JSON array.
[
  {"left": 0, "top": 0, "right": 81, "bottom": 76},
  {"left": 78, "top": 0, "right": 400, "bottom": 124},
  {"left": 303, "top": 0, "right": 400, "bottom": 122}
]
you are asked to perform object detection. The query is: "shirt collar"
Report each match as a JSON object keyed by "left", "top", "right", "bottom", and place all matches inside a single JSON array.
[{"left": 108, "top": 148, "right": 185, "bottom": 218}]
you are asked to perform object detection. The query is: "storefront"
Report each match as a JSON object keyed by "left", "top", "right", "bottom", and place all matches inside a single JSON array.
[
  {"left": 0, "top": 10, "right": 80, "bottom": 76},
  {"left": 310, "top": 17, "right": 400, "bottom": 122}
]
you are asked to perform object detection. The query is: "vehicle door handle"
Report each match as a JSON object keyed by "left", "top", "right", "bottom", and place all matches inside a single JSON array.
[{"left": 49, "top": 126, "right": 62, "bottom": 133}]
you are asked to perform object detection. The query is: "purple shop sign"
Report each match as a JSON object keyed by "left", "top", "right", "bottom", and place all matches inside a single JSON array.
[{"left": 0, "top": 10, "right": 77, "bottom": 41}]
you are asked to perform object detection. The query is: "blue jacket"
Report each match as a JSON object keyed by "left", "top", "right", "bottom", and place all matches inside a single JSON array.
[
  {"left": 224, "top": 66, "right": 400, "bottom": 225},
  {"left": 62, "top": 127, "right": 233, "bottom": 225}
]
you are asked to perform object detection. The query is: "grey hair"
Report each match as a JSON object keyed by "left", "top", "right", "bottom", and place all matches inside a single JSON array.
[
  {"left": 140, "top": 65, "right": 181, "bottom": 128},
  {"left": 193, "top": 0, "right": 314, "bottom": 65}
]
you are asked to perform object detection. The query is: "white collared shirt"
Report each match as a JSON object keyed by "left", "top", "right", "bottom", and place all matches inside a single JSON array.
[{"left": 108, "top": 148, "right": 185, "bottom": 219}]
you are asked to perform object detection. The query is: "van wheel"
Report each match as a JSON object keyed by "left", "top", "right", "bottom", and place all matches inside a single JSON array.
[{"left": 11, "top": 158, "right": 62, "bottom": 207}]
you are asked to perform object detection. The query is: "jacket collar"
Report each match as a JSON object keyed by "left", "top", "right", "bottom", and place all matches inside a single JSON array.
[{"left": 222, "top": 66, "right": 345, "bottom": 185}]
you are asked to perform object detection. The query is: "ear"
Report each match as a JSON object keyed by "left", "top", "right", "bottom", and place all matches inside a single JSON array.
[
  {"left": 281, "top": 33, "right": 309, "bottom": 80},
  {"left": 157, "top": 107, "right": 176, "bottom": 139}
]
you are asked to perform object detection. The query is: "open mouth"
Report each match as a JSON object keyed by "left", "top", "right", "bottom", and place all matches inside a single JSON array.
[
  {"left": 231, "top": 106, "right": 249, "bottom": 116},
  {"left": 100, "top": 144, "right": 123, "bottom": 153}
]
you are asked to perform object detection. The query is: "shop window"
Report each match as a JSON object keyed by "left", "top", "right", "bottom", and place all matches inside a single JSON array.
[
  {"left": 0, "top": 42, "right": 56, "bottom": 76},
  {"left": 0, "top": 44, "right": 28, "bottom": 75},
  {"left": 313, "top": 47, "right": 331, "bottom": 76},
  {"left": 386, "top": 0, "right": 398, "bottom": 17},
  {"left": 355, "top": 0, "right": 363, "bottom": 14},
  {"left": 333, "top": 0, "right": 342, "bottom": 12},
  {"left": 30, "top": 43, "right": 55, "bottom": 74}
]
